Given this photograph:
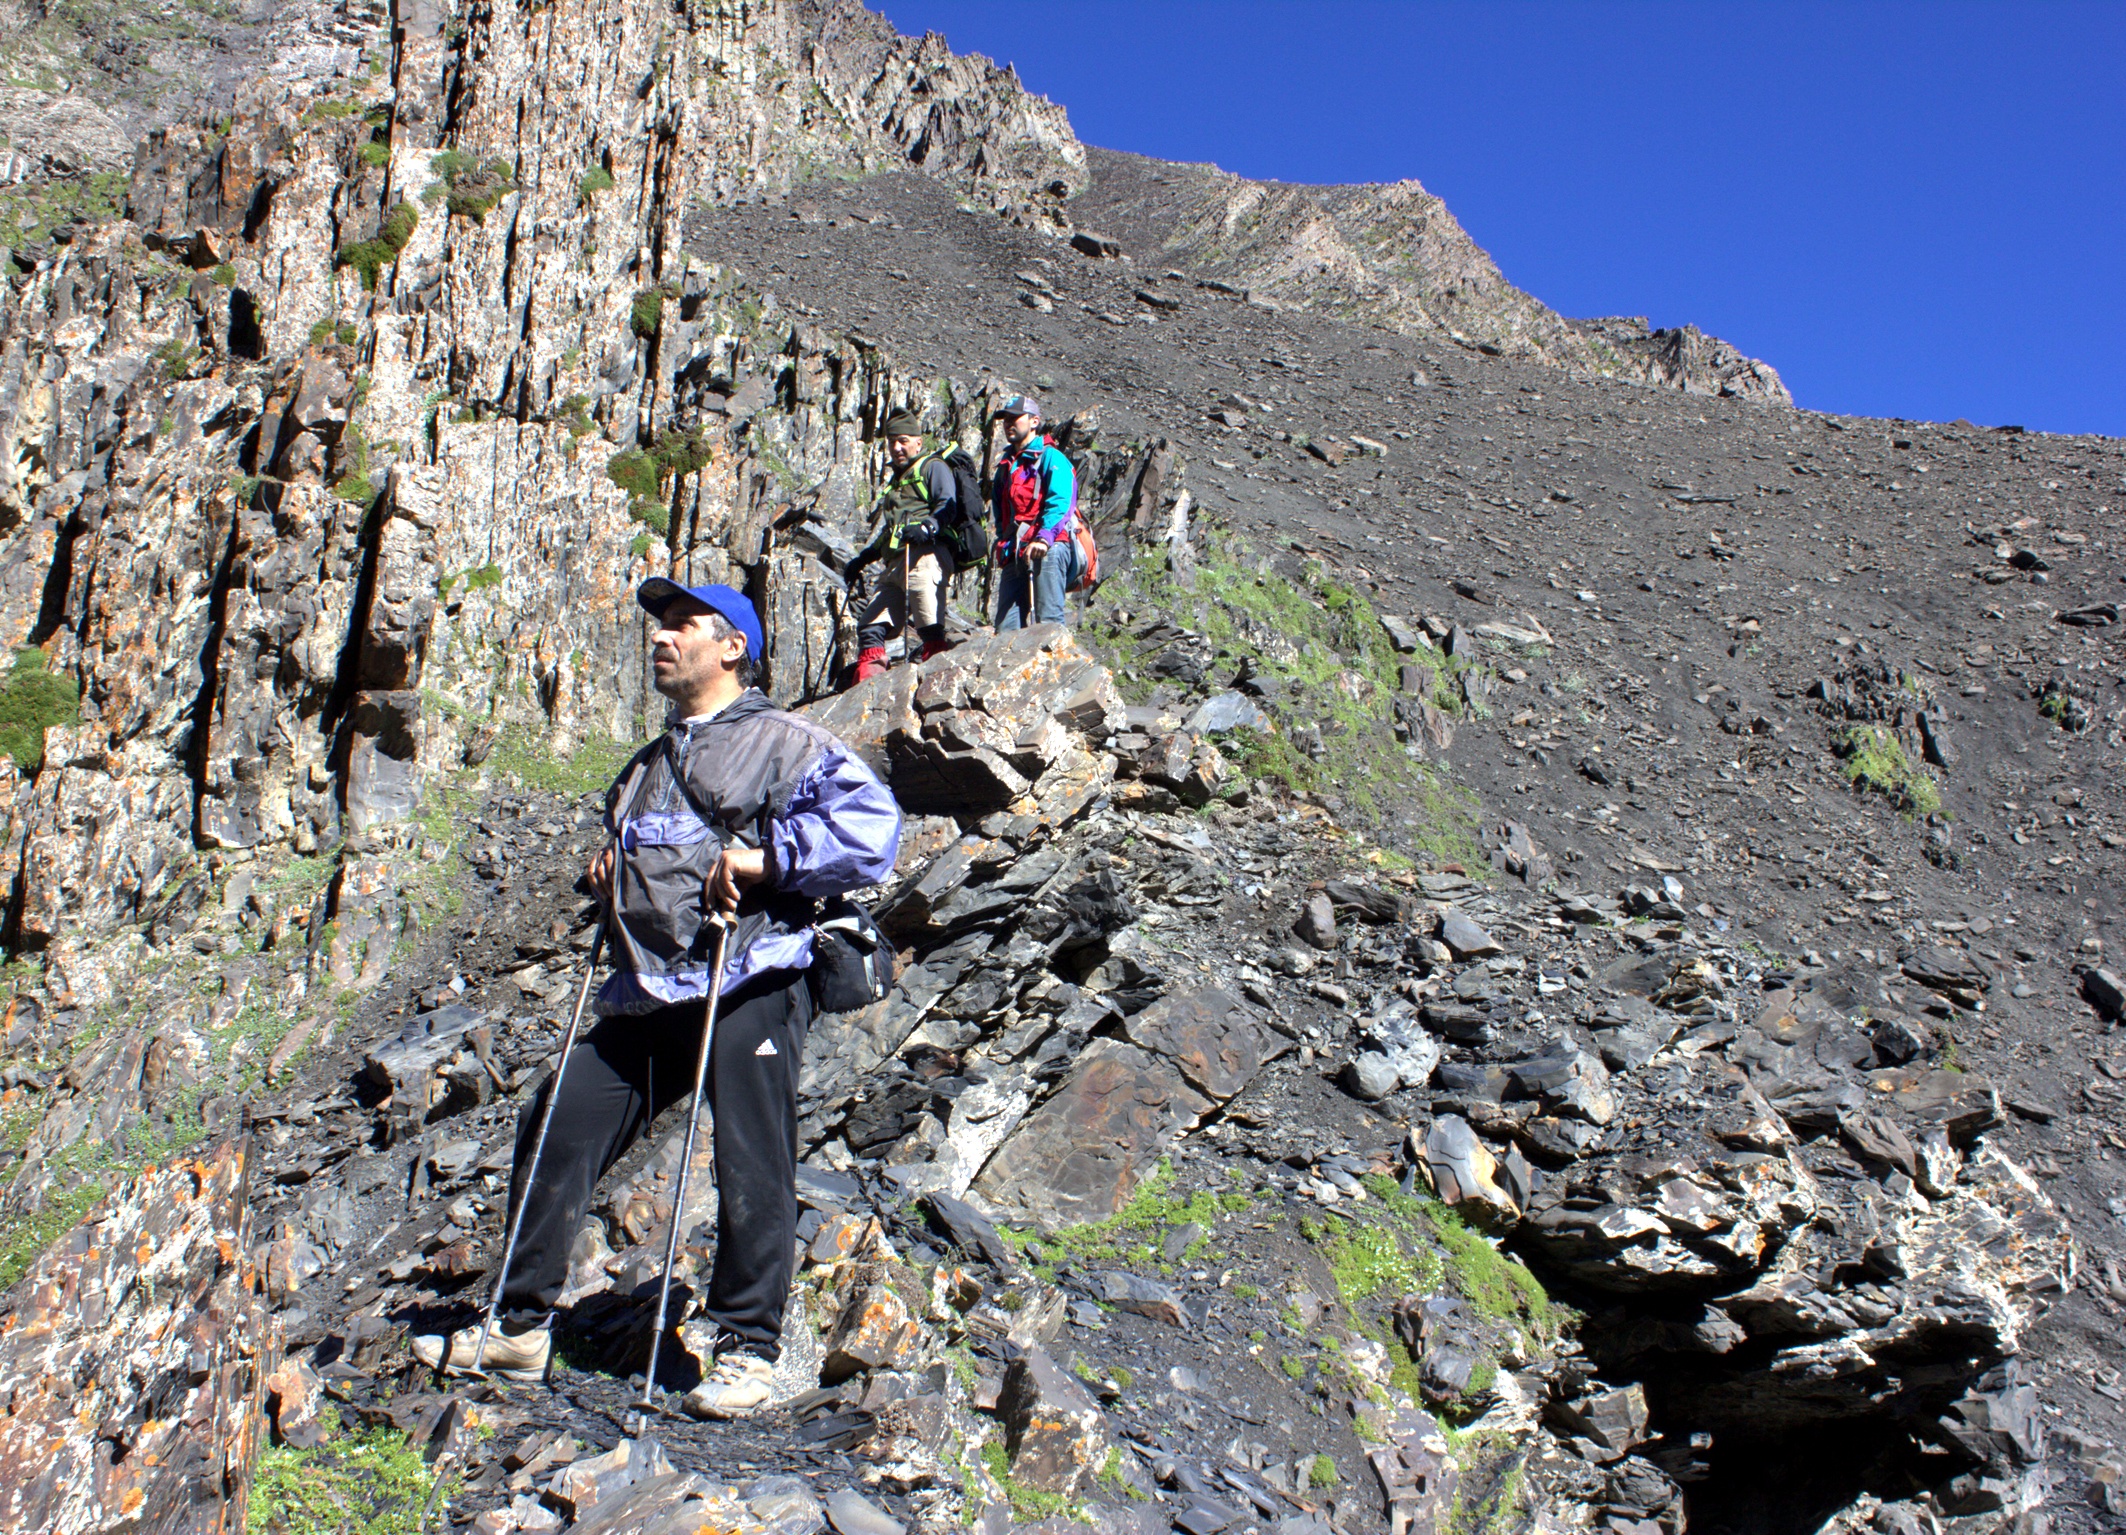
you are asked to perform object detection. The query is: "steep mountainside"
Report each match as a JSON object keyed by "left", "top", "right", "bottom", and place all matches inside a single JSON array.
[{"left": 0, "top": 4, "right": 2120, "bottom": 1535}]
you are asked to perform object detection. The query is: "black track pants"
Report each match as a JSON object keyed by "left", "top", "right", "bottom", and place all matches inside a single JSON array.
[{"left": 496, "top": 973, "right": 812, "bottom": 1360}]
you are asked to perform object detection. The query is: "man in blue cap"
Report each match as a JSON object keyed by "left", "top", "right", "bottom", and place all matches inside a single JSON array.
[{"left": 414, "top": 580, "right": 901, "bottom": 1418}]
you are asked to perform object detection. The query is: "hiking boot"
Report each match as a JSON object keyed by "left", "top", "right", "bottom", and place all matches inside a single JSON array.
[
  {"left": 682, "top": 1350, "right": 776, "bottom": 1419},
  {"left": 916, "top": 625, "right": 953, "bottom": 663},
  {"left": 852, "top": 645, "right": 889, "bottom": 684},
  {"left": 409, "top": 1322, "right": 551, "bottom": 1382}
]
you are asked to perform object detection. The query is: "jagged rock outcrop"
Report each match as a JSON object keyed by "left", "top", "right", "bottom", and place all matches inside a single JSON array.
[
  {"left": 1565, "top": 314, "right": 1790, "bottom": 404},
  {"left": 1072, "top": 147, "right": 1791, "bottom": 403}
]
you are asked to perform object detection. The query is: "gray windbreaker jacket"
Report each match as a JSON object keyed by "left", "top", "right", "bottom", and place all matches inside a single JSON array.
[{"left": 594, "top": 689, "right": 901, "bottom": 1016}]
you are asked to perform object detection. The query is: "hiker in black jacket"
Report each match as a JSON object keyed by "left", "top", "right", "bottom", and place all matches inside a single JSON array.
[
  {"left": 844, "top": 412, "right": 960, "bottom": 680},
  {"left": 413, "top": 581, "right": 900, "bottom": 1418}
]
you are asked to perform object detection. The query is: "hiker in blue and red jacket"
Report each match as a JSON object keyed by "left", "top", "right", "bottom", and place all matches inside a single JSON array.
[{"left": 990, "top": 394, "right": 1084, "bottom": 630}]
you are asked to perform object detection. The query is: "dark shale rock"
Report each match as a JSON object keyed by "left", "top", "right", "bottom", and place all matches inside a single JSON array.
[
  {"left": 1120, "top": 985, "right": 1284, "bottom": 1100},
  {"left": 972, "top": 1039, "right": 1212, "bottom": 1231},
  {"left": 998, "top": 1346, "right": 1110, "bottom": 1497}
]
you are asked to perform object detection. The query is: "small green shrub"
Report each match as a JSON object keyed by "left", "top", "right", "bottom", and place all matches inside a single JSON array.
[
  {"left": 607, "top": 449, "right": 662, "bottom": 526},
  {"left": 250, "top": 1420, "right": 456, "bottom": 1535},
  {"left": 154, "top": 337, "right": 199, "bottom": 374},
  {"left": 1310, "top": 1454, "right": 1339, "bottom": 1489},
  {"left": 578, "top": 165, "right": 615, "bottom": 203},
  {"left": 465, "top": 563, "right": 502, "bottom": 591},
  {"left": 426, "top": 148, "right": 476, "bottom": 183},
  {"left": 606, "top": 425, "right": 713, "bottom": 533},
  {"left": 358, "top": 140, "right": 391, "bottom": 169},
  {"left": 337, "top": 320, "right": 359, "bottom": 347},
  {"left": 629, "top": 287, "right": 665, "bottom": 338},
  {"left": 209, "top": 262, "right": 237, "bottom": 286},
  {"left": 338, "top": 200, "right": 418, "bottom": 290},
  {"left": 0, "top": 648, "right": 81, "bottom": 773},
  {"left": 422, "top": 150, "right": 516, "bottom": 222}
]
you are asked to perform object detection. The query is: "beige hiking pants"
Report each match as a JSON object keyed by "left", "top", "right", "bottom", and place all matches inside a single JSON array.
[{"left": 857, "top": 545, "right": 954, "bottom": 641}]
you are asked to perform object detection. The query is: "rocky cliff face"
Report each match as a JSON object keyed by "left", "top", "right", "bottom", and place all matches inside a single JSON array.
[{"left": 0, "top": 0, "right": 1086, "bottom": 966}]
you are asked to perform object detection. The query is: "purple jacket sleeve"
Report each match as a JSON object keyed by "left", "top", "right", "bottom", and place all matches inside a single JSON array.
[{"left": 765, "top": 745, "right": 902, "bottom": 896}]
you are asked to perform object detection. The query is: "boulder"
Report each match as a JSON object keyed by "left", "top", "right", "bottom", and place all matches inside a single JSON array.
[
  {"left": 1343, "top": 1051, "right": 1401, "bottom": 1102},
  {"left": 1096, "top": 1270, "right": 1191, "bottom": 1326},
  {"left": 973, "top": 1039, "right": 1212, "bottom": 1231},
  {"left": 548, "top": 1439, "right": 676, "bottom": 1519},
  {"left": 820, "top": 1261, "right": 929, "bottom": 1382},
  {"left": 1294, "top": 892, "right": 1338, "bottom": 951},
  {"left": 1416, "top": 1115, "right": 1520, "bottom": 1225},
  {"left": 2084, "top": 967, "right": 2126, "bottom": 1022},
  {"left": 1121, "top": 986, "right": 1285, "bottom": 1101},
  {"left": 1439, "top": 913, "right": 1505, "bottom": 959},
  {"left": 807, "top": 627, "right": 1119, "bottom": 821},
  {"left": 998, "top": 1346, "right": 1110, "bottom": 1496}
]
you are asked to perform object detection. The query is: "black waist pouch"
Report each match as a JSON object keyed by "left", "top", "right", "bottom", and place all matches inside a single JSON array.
[{"left": 810, "top": 896, "right": 896, "bottom": 1012}]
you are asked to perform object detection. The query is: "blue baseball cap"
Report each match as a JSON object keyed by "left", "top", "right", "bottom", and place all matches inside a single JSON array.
[{"left": 635, "top": 579, "right": 763, "bottom": 662}]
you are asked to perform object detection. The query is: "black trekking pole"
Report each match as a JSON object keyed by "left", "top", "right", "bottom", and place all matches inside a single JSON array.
[
  {"left": 467, "top": 917, "right": 607, "bottom": 1378},
  {"left": 632, "top": 910, "right": 733, "bottom": 1428}
]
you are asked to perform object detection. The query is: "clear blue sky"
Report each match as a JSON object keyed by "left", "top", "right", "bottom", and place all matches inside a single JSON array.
[{"left": 876, "top": 1, "right": 2125, "bottom": 438}]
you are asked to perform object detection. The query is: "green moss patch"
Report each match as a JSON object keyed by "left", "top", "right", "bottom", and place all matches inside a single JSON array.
[
  {"left": 0, "top": 648, "right": 80, "bottom": 772},
  {"left": 1836, "top": 724, "right": 1941, "bottom": 817},
  {"left": 485, "top": 727, "right": 638, "bottom": 799},
  {"left": 250, "top": 1418, "right": 456, "bottom": 1535},
  {"left": 1082, "top": 531, "right": 1486, "bottom": 860},
  {"left": 578, "top": 165, "right": 615, "bottom": 203},
  {"left": 1001, "top": 1161, "right": 1253, "bottom": 1278},
  {"left": 1413, "top": 1186, "right": 1558, "bottom": 1337},
  {"left": 0, "top": 1183, "right": 103, "bottom": 1292},
  {"left": 0, "top": 170, "right": 128, "bottom": 249},
  {"left": 979, "top": 1440, "right": 1079, "bottom": 1522}
]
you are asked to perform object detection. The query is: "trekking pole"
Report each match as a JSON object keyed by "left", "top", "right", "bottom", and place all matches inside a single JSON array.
[
  {"left": 467, "top": 917, "right": 606, "bottom": 1379},
  {"left": 632, "top": 910, "right": 732, "bottom": 1427},
  {"left": 898, "top": 540, "right": 911, "bottom": 663}
]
